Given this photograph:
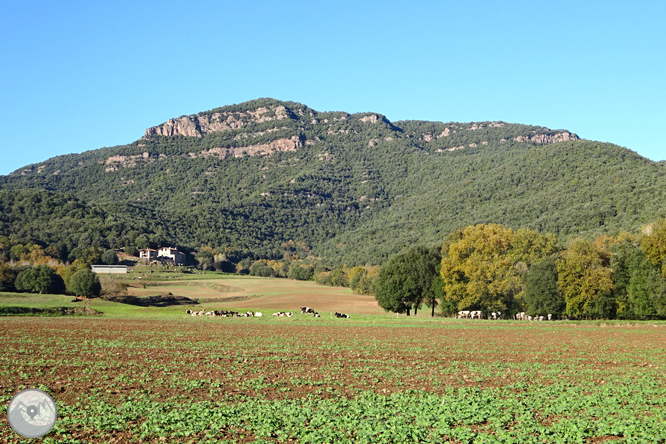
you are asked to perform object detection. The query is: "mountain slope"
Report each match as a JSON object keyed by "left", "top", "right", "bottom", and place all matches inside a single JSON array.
[{"left": 2, "top": 98, "right": 665, "bottom": 265}]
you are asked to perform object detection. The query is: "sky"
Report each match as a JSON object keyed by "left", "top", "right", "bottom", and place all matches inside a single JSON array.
[{"left": 1, "top": 0, "right": 664, "bottom": 175}]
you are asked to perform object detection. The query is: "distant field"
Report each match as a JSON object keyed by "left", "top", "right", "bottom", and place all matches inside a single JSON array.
[{"left": 125, "top": 276, "right": 385, "bottom": 315}]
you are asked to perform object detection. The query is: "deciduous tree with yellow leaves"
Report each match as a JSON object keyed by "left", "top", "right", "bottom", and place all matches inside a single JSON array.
[
  {"left": 440, "top": 224, "right": 558, "bottom": 313},
  {"left": 556, "top": 238, "right": 615, "bottom": 318}
]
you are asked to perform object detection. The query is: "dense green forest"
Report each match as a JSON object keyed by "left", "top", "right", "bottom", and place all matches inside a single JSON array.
[{"left": 2, "top": 98, "right": 666, "bottom": 266}]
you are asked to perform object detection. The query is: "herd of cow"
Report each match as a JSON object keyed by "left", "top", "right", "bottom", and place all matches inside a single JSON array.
[
  {"left": 185, "top": 306, "right": 351, "bottom": 319},
  {"left": 186, "top": 309, "right": 262, "bottom": 317},
  {"left": 186, "top": 307, "right": 554, "bottom": 321},
  {"left": 456, "top": 310, "right": 555, "bottom": 321}
]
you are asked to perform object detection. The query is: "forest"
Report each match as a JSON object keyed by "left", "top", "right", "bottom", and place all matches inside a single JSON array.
[{"left": 2, "top": 100, "right": 666, "bottom": 266}]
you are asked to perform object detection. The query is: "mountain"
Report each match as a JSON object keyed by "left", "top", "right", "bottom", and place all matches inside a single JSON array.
[{"left": 2, "top": 98, "right": 666, "bottom": 265}]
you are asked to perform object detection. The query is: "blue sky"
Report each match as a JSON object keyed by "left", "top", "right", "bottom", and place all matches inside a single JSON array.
[{"left": 1, "top": 1, "right": 664, "bottom": 175}]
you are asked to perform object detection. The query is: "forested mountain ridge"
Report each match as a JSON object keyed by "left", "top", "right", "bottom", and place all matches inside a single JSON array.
[{"left": 2, "top": 98, "right": 665, "bottom": 265}]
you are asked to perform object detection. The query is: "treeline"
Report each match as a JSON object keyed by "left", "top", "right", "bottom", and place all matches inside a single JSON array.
[
  {"left": 191, "top": 242, "right": 379, "bottom": 295},
  {"left": 0, "top": 243, "right": 103, "bottom": 297},
  {"left": 247, "top": 259, "right": 379, "bottom": 295},
  {"left": 374, "top": 218, "right": 666, "bottom": 320}
]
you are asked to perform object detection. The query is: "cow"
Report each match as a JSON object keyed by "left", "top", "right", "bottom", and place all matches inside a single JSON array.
[
  {"left": 547, "top": 313, "right": 553, "bottom": 321},
  {"left": 470, "top": 310, "right": 484, "bottom": 319},
  {"left": 457, "top": 310, "right": 471, "bottom": 319},
  {"left": 300, "top": 307, "right": 315, "bottom": 314},
  {"left": 335, "top": 312, "right": 350, "bottom": 318},
  {"left": 255, "top": 312, "right": 263, "bottom": 317},
  {"left": 273, "top": 311, "right": 293, "bottom": 317}
]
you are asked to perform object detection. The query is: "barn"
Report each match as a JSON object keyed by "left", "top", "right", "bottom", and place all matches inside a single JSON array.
[{"left": 90, "top": 265, "right": 128, "bottom": 274}]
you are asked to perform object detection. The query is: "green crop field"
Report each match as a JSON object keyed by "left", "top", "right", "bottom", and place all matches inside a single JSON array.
[{"left": 1, "top": 275, "right": 665, "bottom": 443}]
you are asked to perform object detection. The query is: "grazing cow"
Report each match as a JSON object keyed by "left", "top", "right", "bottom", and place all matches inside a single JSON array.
[
  {"left": 300, "top": 307, "right": 315, "bottom": 314},
  {"left": 273, "top": 311, "right": 293, "bottom": 317},
  {"left": 313, "top": 312, "right": 320, "bottom": 317},
  {"left": 547, "top": 313, "right": 553, "bottom": 321},
  {"left": 515, "top": 312, "right": 527, "bottom": 321},
  {"left": 491, "top": 311, "right": 502, "bottom": 320},
  {"left": 457, "top": 311, "right": 471, "bottom": 319}
]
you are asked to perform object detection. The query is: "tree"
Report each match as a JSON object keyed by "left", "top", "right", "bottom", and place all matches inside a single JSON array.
[
  {"left": 250, "top": 261, "right": 276, "bottom": 277},
  {"left": 373, "top": 262, "right": 417, "bottom": 315},
  {"left": 523, "top": 257, "right": 564, "bottom": 317},
  {"left": 350, "top": 266, "right": 379, "bottom": 295},
  {"left": 67, "top": 268, "right": 101, "bottom": 298},
  {"left": 556, "top": 238, "right": 615, "bottom": 319},
  {"left": 640, "top": 217, "right": 666, "bottom": 276},
  {"left": 440, "top": 224, "right": 556, "bottom": 314},
  {"left": 135, "top": 235, "right": 150, "bottom": 250},
  {"left": 0, "top": 262, "right": 16, "bottom": 292},
  {"left": 15, "top": 265, "right": 65, "bottom": 294},
  {"left": 620, "top": 248, "right": 666, "bottom": 319},
  {"left": 213, "top": 260, "right": 236, "bottom": 273},
  {"left": 374, "top": 245, "right": 441, "bottom": 316},
  {"left": 101, "top": 249, "right": 118, "bottom": 265},
  {"left": 288, "top": 264, "right": 314, "bottom": 281}
]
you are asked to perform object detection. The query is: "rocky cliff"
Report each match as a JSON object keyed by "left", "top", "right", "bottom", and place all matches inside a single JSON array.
[{"left": 143, "top": 105, "right": 292, "bottom": 138}]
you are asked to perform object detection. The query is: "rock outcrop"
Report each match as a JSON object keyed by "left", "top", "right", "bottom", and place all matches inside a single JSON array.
[
  {"left": 143, "top": 106, "right": 291, "bottom": 138},
  {"left": 515, "top": 132, "right": 579, "bottom": 144},
  {"left": 190, "top": 136, "right": 302, "bottom": 159}
]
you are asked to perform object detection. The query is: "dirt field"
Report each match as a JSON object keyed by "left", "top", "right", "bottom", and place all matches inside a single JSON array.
[
  {"left": 1, "top": 317, "right": 665, "bottom": 442},
  {"left": 126, "top": 276, "right": 385, "bottom": 315}
]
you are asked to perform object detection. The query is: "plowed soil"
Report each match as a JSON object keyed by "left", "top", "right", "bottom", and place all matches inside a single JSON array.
[{"left": 1, "top": 317, "right": 665, "bottom": 443}]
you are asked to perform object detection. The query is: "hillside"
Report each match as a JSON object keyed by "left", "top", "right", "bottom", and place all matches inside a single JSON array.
[{"left": 2, "top": 98, "right": 666, "bottom": 265}]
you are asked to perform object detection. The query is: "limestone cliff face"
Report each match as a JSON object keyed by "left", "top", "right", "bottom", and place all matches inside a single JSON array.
[
  {"left": 514, "top": 132, "right": 579, "bottom": 144},
  {"left": 101, "top": 137, "right": 303, "bottom": 171},
  {"left": 190, "top": 136, "right": 302, "bottom": 159},
  {"left": 143, "top": 105, "right": 291, "bottom": 138}
]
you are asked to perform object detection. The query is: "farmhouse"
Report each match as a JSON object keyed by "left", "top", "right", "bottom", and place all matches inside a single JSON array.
[
  {"left": 139, "top": 247, "right": 186, "bottom": 265},
  {"left": 157, "top": 247, "right": 186, "bottom": 265},
  {"left": 139, "top": 248, "right": 158, "bottom": 260},
  {"left": 91, "top": 265, "right": 128, "bottom": 274}
]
